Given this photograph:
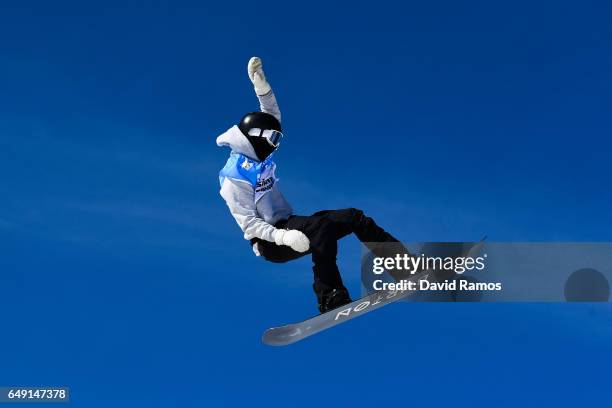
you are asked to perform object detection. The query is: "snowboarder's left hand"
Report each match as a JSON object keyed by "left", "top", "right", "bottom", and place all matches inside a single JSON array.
[
  {"left": 274, "top": 229, "right": 310, "bottom": 253},
  {"left": 247, "top": 57, "right": 272, "bottom": 96}
]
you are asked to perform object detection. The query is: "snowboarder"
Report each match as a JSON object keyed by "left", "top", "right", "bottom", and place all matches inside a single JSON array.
[{"left": 216, "top": 57, "right": 409, "bottom": 313}]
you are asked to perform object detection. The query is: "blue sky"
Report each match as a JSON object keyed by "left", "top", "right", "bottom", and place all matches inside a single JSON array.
[{"left": 1, "top": 0, "right": 611, "bottom": 406}]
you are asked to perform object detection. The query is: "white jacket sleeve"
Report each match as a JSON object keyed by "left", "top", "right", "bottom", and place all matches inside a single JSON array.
[
  {"left": 257, "top": 90, "right": 281, "bottom": 123},
  {"left": 219, "top": 177, "right": 279, "bottom": 242}
]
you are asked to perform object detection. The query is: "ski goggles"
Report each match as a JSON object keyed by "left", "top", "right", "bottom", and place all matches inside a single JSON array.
[{"left": 247, "top": 128, "right": 284, "bottom": 147}]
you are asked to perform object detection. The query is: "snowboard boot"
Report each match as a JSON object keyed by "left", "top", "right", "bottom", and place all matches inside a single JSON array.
[{"left": 313, "top": 281, "right": 352, "bottom": 314}]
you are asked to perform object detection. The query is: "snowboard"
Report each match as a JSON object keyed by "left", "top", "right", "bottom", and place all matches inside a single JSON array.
[
  {"left": 262, "top": 240, "right": 485, "bottom": 346},
  {"left": 262, "top": 269, "right": 432, "bottom": 346}
]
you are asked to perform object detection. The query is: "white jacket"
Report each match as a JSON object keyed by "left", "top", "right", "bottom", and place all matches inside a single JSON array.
[{"left": 216, "top": 91, "right": 293, "bottom": 246}]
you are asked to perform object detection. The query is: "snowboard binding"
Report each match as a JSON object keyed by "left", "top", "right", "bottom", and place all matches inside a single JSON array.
[{"left": 313, "top": 282, "right": 352, "bottom": 314}]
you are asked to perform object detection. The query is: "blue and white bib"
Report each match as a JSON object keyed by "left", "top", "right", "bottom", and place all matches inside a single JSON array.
[{"left": 219, "top": 153, "right": 278, "bottom": 202}]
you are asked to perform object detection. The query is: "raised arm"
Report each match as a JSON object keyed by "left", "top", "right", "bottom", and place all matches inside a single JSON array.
[{"left": 247, "top": 57, "right": 281, "bottom": 123}]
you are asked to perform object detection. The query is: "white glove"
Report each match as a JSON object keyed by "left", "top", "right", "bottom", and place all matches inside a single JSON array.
[
  {"left": 274, "top": 229, "right": 310, "bottom": 253},
  {"left": 247, "top": 56, "right": 272, "bottom": 96}
]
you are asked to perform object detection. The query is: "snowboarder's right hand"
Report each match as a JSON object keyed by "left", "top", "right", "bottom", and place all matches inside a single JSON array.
[
  {"left": 247, "top": 57, "right": 272, "bottom": 96},
  {"left": 274, "top": 229, "right": 310, "bottom": 253}
]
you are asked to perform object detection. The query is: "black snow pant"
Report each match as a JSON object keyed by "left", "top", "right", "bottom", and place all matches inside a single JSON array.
[{"left": 253, "top": 208, "right": 407, "bottom": 289}]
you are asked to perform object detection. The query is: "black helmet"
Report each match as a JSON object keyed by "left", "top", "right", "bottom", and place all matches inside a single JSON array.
[{"left": 238, "top": 112, "right": 283, "bottom": 161}]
